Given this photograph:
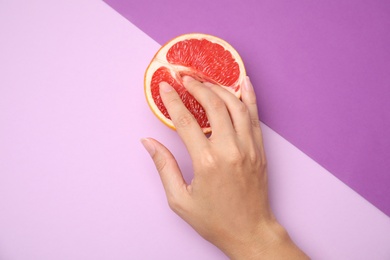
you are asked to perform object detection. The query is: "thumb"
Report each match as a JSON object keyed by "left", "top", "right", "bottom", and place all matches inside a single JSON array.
[{"left": 141, "top": 138, "right": 188, "bottom": 207}]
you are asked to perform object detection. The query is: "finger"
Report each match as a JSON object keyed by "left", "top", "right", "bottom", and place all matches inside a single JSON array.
[
  {"left": 159, "top": 82, "right": 208, "bottom": 154},
  {"left": 241, "top": 76, "right": 265, "bottom": 151},
  {"left": 204, "top": 82, "right": 252, "bottom": 138},
  {"left": 182, "top": 76, "right": 235, "bottom": 136},
  {"left": 141, "top": 138, "right": 189, "bottom": 210}
]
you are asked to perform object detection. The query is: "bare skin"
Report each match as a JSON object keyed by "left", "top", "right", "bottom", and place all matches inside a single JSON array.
[{"left": 141, "top": 76, "right": 309, "bottom": 259}]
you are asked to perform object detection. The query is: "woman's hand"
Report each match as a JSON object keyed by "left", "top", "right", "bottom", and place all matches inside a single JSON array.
[{"left": 141, "top": 76, "right": 308, "bottom": 259}]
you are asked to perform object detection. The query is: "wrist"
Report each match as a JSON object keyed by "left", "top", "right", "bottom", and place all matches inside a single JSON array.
[{"left": 223, "top": 219, "right": 308, "bottom": 260}]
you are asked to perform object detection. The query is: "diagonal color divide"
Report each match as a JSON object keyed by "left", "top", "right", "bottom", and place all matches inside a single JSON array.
[
  {"left": 104, "top": 0, "right": 390, "bottom": 216},
  {"left": 1, "top": 1, "right": 390, "bottom": 259}
]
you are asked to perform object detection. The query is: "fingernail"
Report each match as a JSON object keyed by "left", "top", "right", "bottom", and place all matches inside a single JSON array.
[
  {"left": 182, "top": 76, "right": 195, "bottom": 83},
  {"left": 244, "top": 76, "right": 253, "bottom": 91},
  {"left": 140, "top": 138, "right": 156, "bottom": 156},
  {"left": 159, "top": 82, "right": 174, "bottom": 92}
]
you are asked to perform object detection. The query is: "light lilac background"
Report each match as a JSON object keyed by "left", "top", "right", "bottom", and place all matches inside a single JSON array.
[
  {"left": 1, "top": 1, "right": 390, "bottom": 259},
  {"left": 104, "top": 0, "right": 390, "bottom": 217}
]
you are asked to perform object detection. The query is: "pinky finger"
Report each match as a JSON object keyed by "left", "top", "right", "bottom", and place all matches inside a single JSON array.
[{"left": 241, "top": 76, "right": 265, "bottom": 149}]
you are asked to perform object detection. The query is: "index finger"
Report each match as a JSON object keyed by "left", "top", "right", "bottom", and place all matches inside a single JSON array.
[{"left": 159, "top": 82, "right": 209, "bottom": 154}]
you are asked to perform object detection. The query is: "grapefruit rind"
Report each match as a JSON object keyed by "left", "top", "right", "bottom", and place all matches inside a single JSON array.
[{"left": 144, "top": 33, "right": 246, "bottom": 133}]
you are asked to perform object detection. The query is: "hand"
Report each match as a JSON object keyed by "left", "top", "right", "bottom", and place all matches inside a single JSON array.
[{"left": 141, "top": 76, "right": 308, "bottom": 259}]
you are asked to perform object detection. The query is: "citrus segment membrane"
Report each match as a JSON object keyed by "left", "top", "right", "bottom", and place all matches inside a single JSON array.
[
  {"left": 166, "top": 39, "right": 241, "bottom": 88},
  {"left": 145, "top": 33, "right": 246, "bottom": 133}
]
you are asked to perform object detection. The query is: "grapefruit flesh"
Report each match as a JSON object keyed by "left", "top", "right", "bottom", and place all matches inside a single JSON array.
[{"left": 145, "top": 33, "right": 246, "bottom": 133}]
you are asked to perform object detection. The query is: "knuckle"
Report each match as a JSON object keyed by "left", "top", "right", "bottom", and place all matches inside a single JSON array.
[
  {"left": 175, "top": 112, "right": 195, "bottom": 128},
  {"left": 260, "top": 155, "right": 268, "bottom": 169},
  {"left": 200, "top": 151, "right": 218, "bottom": 169},
  {"left": 251, "top": 150, "right": 267, "bottom": 171},
  {"left": 251, "top": 118, "right": 261, "bottom": 128},
  {"left": 163, "top": 95, "right": 180, "bottom": 107},
  {"left": 255, "top": 153, "right": 267, "bottom": 172},
  {"left": 248, "top": 149, "right": 259, "bottom": 164},
  {"left": 154, "top": 156, "right": 168, "bottom": 173},
  {"left": 227, "top": 148, "right": 245, "bottom": 165},
  {"left": 237, "top": 102, "right": 249, "bottom": 114},
  {"left": 208, "top": 97, "right": 225, "bottom": 111}
]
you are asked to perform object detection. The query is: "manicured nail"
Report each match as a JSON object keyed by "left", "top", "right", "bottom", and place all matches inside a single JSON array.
[
  {"left": 159, "top": 82, "right": 174, "bottom": 92},
  {"left": 182, "top": 76, "right": 195, "bottom": 83},
  {"left": 244, "top": 76, "right": 253, "bottom": 91},
  {"left": 140, "top": 138, "right": 156, "bottom": 156}
]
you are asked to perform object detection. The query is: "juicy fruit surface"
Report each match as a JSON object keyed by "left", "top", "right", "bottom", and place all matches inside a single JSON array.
[
  {"left": 151, "top": 66, "right": 209, "bottom": 127},
  {"left": 147, "top": 35, "right": 244, "bottom": 131},
  {"left": 166, "top": 39, "right": 240, "bottom": 86}
]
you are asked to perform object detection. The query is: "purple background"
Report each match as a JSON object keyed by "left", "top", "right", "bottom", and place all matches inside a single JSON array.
[
  {"left": 1, "top": 1, "right": 390, "bottom": 259},
  {"left": 104, "top": 0, "right": 390, "bottom": 216}
]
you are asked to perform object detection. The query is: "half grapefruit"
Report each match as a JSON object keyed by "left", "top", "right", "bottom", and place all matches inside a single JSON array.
[{"left": 144, "top": 33, "right": 246, "bottom": 133}]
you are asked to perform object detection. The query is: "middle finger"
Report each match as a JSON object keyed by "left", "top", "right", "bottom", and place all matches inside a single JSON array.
[{"left": 182, "top": 76, "right": 236, "bottom": 137}]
